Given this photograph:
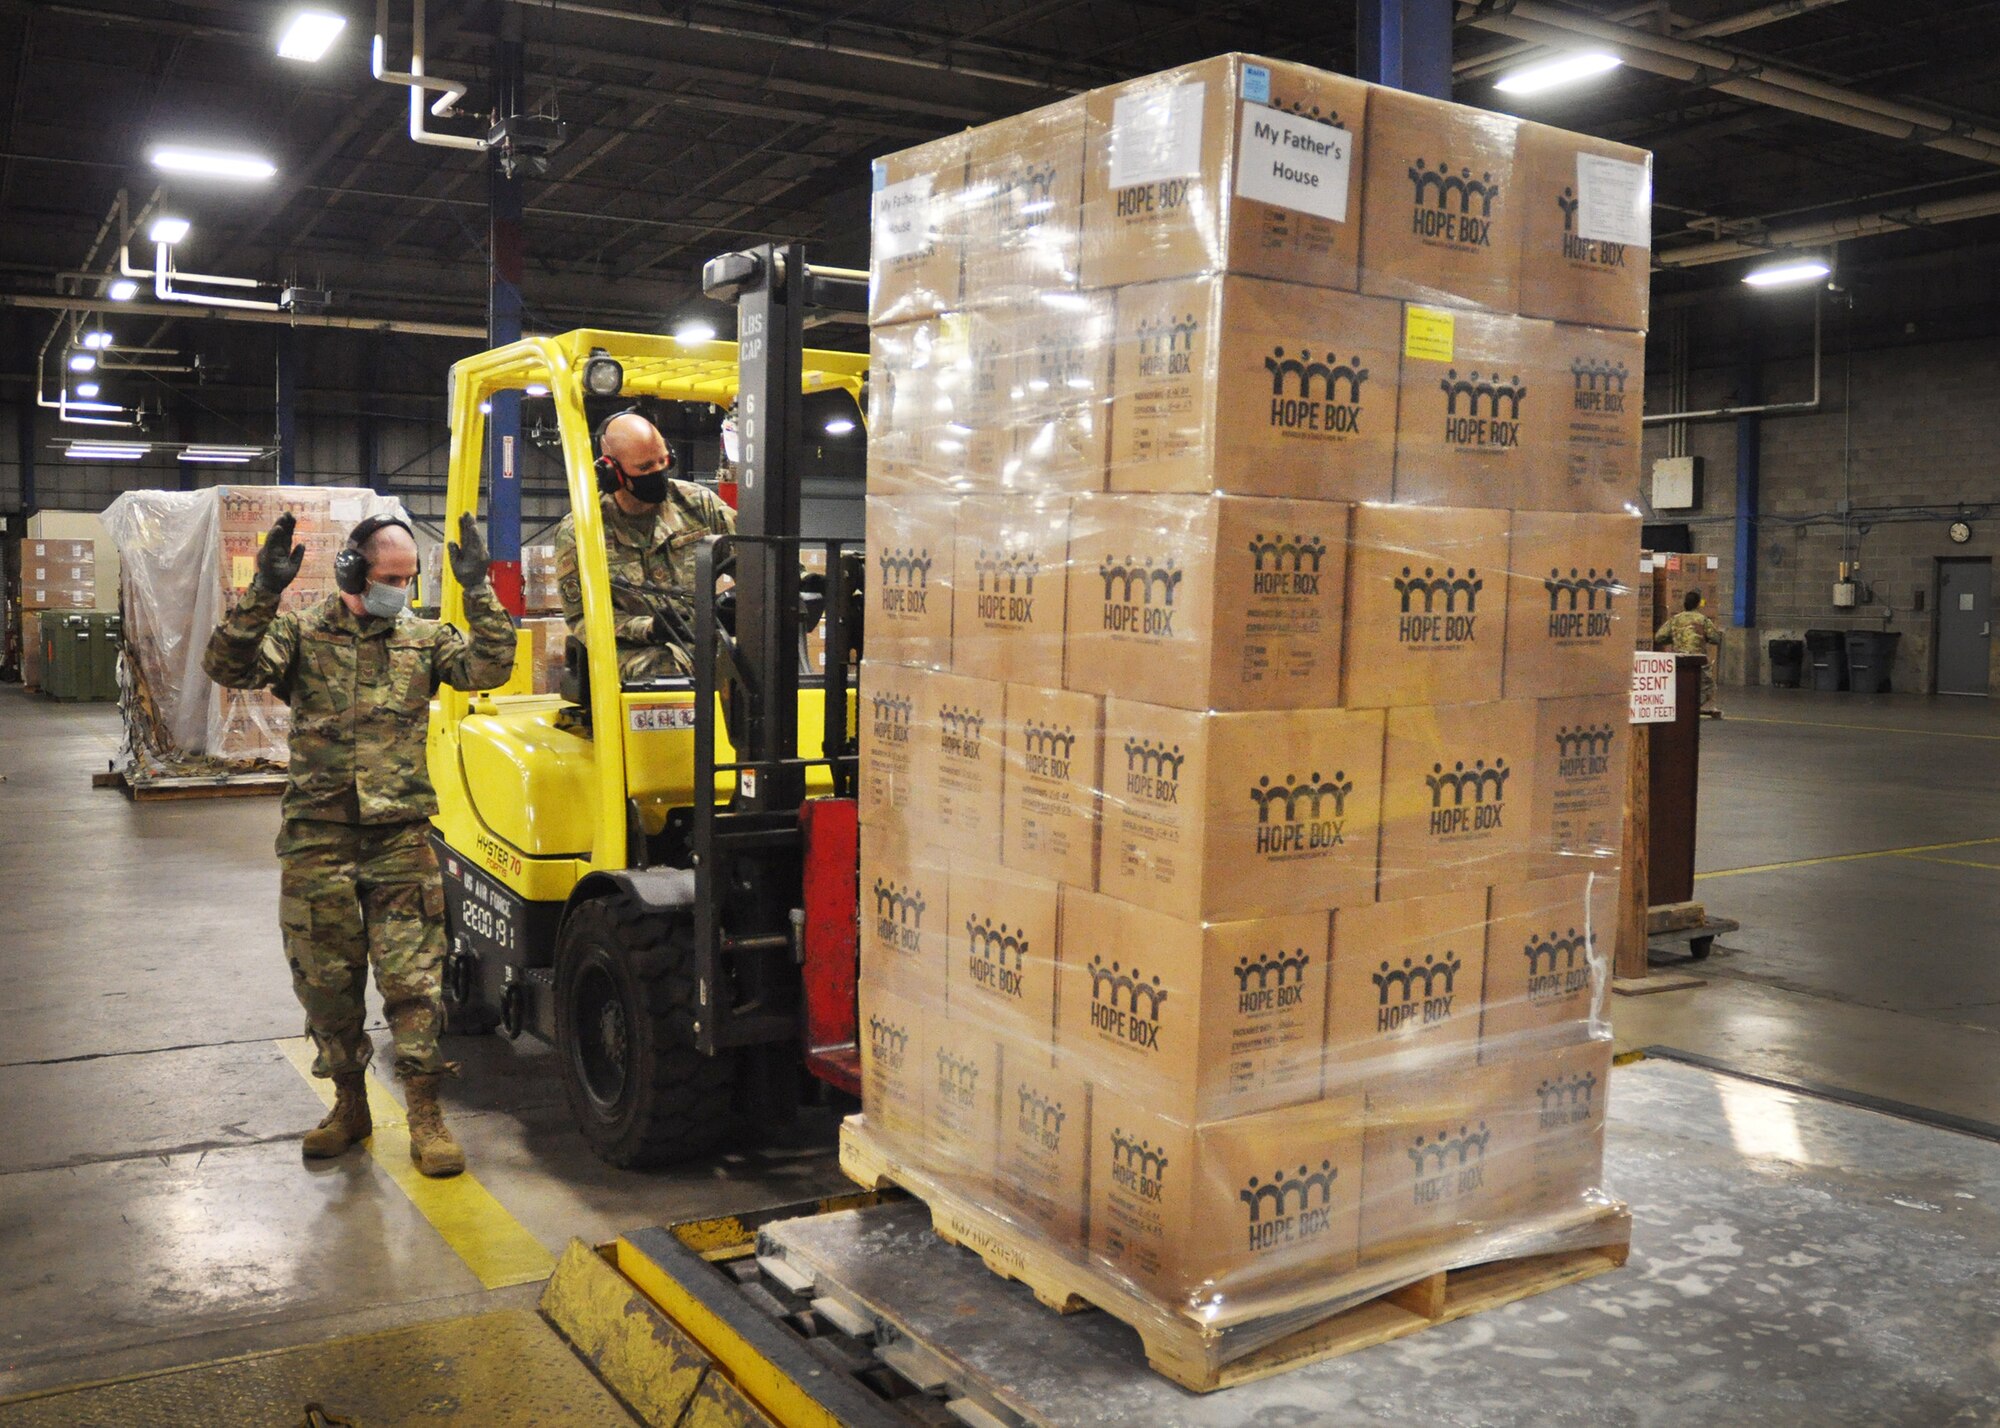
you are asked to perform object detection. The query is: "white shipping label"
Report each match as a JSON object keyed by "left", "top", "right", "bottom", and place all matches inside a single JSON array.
[
  {"left": 1235, "top": 109, "right": 1352, "bottom": 223},
  {"left": 1108, "top": 82, "right": 1206, "bottom": 191},
  {"left": 872, "top": 175, "right": 935, "bottom": 262},
  {"left": 1575, "top": 154, "right": 1652, "bottom": 249}
]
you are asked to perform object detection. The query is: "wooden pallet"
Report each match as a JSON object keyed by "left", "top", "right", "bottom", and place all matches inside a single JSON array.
[
  {"left": 92, "top": 767, "right": 287, "bottom": 801},
  {"left": 839, "top": 1117, "right": 1630, "bottom": 1393}
]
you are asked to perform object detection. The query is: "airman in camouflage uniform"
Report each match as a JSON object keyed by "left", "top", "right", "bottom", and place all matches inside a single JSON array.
[
  {"left": 552, "top": 411, "right": 734, "bottom": 681},
  {"left": 204, "top": 511, "right": 515, "bottom": 1175},
  {"left": 1655, "top": 589, "right": 1724, "bottom": 716}
]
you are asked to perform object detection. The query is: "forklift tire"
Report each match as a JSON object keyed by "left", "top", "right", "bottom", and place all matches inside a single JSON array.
[{"left": 554, "top": 892, "right": 736, "bottom": 1167}]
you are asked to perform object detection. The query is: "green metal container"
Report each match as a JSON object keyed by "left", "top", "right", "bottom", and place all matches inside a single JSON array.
[
  {"left": 38, "top": 611, "right": 93, "bottom": 702},
  {"left": 88, "top": 612, "right": 122, "bottom": 702}
]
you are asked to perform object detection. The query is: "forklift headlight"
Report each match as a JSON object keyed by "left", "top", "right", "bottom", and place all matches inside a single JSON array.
[{"left": 583, "top": 351, "right": 624, "bottom": 398}]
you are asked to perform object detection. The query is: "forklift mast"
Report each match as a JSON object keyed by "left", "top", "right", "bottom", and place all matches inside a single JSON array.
[{"left": 688, "top": 244, "right": 867, "bottom": 1090}]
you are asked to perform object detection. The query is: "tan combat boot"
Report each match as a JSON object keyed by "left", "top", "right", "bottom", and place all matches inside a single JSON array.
[
  {"left": 302, "top": 1071, "right": 372, "bottom": 1158},
  {"left": 403, "top": 1073, "right": 466, "bottom": 1177}
]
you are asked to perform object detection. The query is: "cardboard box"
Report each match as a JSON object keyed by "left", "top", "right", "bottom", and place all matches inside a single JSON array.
[
  {"left": 23, "top": 562, "right": 94, "bottom": 585},
  {"left": 1100, "top": 699, "right": 1386, "bottom": 921},
  {"left": 1635, "top": 555, "right": 1656, "bottom": 648},
  {"left": 1358, "top": 1051, "right": 1509, "bottom": 1264},
  {"left": 1089, "top": 1085, "right": 1364, "bottom": 1302},
  {"left": 864, "top": 494, "right": 955, "bottom": 669},
  {"left": 859, "top": 825, "right": 948, "bottom": 1006},
  {"left": 859, "top": 661, "right": 926, "bottom": 835},
  {"left": 917, "top": 669, "right": 1007, "bottom": 860},
  {"left": 1378, "top": 699, "right": 1537, "bottom": 901},
  {"left": 19, "top": 582, "right": 98, "bottom": 611},
  {"left": 520, "top": 616, "right": 568, "bottom": 694},
  {"left": 1502, "top": 511, "right": 1644, "bottom": 699},
  {"left": 1653, "top": 552, "right": 1720, "bottom": 627},
  {"left": 1516, "top": 123, "right": 1651, "bottom": 333},
  {"left": 1481, "top": 875, "right": 1610, "bottom": 1056},
  {"left": 952, "top": 496, "right": 1069, "bottom": 687},
  {"left": 1392, "top": 307, "right": 1563, "bottom": 509},
  {"left": 1544, "top": 324, "right": 1644, "bottom": 514},
  {"left": 922, "top": 1012, "right": 1002, "bottom": 1192},
  {"left": 870, "top": 131, "right": 967, "bottom": 326},
  {"left": 521, "top": 544, "right": 561, "bottom": 614},
  {"left": 867, "top": 318, "right": 943, "bottom": 493},
  {"left": 1080, "top": 55, "right": 1369, "bottom": 292},
  {"left": 1530, "top": 693, "right": 1631, "bottom": 881},
  {"left": 1000, "top": 291, "right": 1112, "bottom": 494},
  {"left": 964, "top": 97, "right": 1088, "bottom": 306},
  {"left": 1105, "top": 275, "right": 1401, "bottom": 500},
  {"left": 859, "top": 982, "right": 926, "bottom": 1150},
  {"left": 1058, "top": 890, "right": 1330, "bottom": 1121},
  {"left": 1326, "top": 888, "right": 1489, "bottom": 1083},
  {"left": 1065, "top": 493, "right": 1351, "bottom": 711},
  {"left": 1358, "top": 87, "right": 1522, "bottom": 313},
  {"left": 947, "top": 859, "right": 1060, "bottom": 1044},
  {"left": 995, "top": 1039, "right": 1090, "bottom": 1245},
  {"left": 1501, "top": 1037, "right": 1612, "bottom": 1221},
  {"left": 25, "top": 539, "right": 95, "bottom": 565},
  {"left": 1343, "top": 505, "right": 1511, "bottom": 709},
  {"left": 1002, "top": 683, "right": 1103, "bottom": 889}
]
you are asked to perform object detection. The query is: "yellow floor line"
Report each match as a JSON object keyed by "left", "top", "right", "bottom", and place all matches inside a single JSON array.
[
  {"left": 1729, "top": 715, "right": 2000, "bottom": 742},
  {"left": 1895, "top": 852, "right": 2000, "bottom": 871},
  {"left": 276, "top": 1037, "right": 555, "bottom": 1290},
  {"left": 1694, "top": 835, "right": 2000, "bottom": 881}
]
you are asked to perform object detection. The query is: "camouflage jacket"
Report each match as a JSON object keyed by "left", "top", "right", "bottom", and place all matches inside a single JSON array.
[
  {"left": 552, "top": 486, "right": 734, "bottom": 657},
  {"left": 1654, "top": 609, "right": 1722, "bottom": 655},
  {"left": 202, "top": 583, "right": 517, "bottom": 824}
]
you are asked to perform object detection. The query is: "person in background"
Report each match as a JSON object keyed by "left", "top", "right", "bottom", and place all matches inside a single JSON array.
[{"left": 1656, "top": 588, "right": 1725, "bottom": 718}]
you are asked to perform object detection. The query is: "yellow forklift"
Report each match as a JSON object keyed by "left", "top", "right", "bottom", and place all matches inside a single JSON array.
[{"left": 427, "top": 247, "right": 873, "bottom": 1166}]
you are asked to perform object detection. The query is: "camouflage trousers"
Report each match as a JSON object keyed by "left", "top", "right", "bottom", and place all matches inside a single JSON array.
[
  {"left": 617, "top": 640, "right": 693, "bottom": 681},
  {"left": 277, "top": 818, "right": 447, "bottom": 1080}
]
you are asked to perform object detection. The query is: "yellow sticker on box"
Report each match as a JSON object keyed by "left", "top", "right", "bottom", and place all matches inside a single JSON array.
[
  {"left": 232, "top": 555, "right": 256, "bottom": 587},
  {"left": 1404, "top": 306, "right": 1455, "bottom": 362}
]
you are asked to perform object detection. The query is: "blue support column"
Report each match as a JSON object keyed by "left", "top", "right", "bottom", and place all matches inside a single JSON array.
[
  {"left": 1358, "top": 0, "right": 1454, "bottom": 97},
  {"left": 484, "top": 5, "right": 525, "bottom": 612},
  {"left": 275, "top": 326, "right": 299, "bottom": 485},
  {"left": 1733, "top": 360, "right": 1760, "bottom": 629}
]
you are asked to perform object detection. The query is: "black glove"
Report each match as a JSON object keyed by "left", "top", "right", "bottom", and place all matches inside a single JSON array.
[
  {"left": 254, "top": 513, "right": 304, "bottom": 593},
  {"left": 447, "top": 512, "right": 489, "bottom": 589},
  {"left": 648, "top": 602, "right": 695, "bottom": 650}
]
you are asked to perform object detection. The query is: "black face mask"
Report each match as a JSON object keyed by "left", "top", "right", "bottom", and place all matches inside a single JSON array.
[{"left": 625, "top": 467, "right": 669, "bottom": 504}]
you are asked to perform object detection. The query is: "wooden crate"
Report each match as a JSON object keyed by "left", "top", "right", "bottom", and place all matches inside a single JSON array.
[{"left": 840, "top": 1114, "right": 1630, "bottom": 1393}]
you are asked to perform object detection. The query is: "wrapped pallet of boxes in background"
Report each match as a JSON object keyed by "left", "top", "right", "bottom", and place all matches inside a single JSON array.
[
  {"left": 845, "top": 52, "right": 1649, "bottom": 1389},
  {"left": 101, "top": 486, "right": 408, "bottom": 786},
  {"left": 17, "top": 537, "right": 100, "bottom": 692}
]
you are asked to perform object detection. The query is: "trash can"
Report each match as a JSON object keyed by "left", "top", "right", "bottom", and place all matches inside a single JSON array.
[
  {"left": 1844, "top": 630, "right": 1902, "bottom": 693},
  {"left": 1804, "top": 629, "right": 1847, "bottom": 692},
  {"left": 1767, "top": 638, "right": 1805, "bottom": 689}
]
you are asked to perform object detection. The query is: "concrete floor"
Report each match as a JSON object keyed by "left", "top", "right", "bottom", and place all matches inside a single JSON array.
[{"left": 2, "top": 680, "right": 1998, "bottom": 1404}]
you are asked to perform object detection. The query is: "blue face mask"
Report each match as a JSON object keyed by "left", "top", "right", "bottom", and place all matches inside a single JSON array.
[{"left": 362, "top": 581, "right": 409, "bottom": 621}]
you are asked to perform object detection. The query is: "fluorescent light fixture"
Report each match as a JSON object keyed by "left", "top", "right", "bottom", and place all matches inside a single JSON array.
[
  {"left": 74, "top": 382, "right": 100, "bottom": 398},
  {"left": 108, "top": 279, "right": 138, "bottom": 301},
  {"left": 150, "top": 146, "right": 276, "bottom": 181},
  {"left": 1495, "top": 50, "right": 1623, "bottom": 96},
  {"left": 180, "top": 451, "right": 255, "bottom": 463},
  {"left": 278, "top": 9, "right": 347, "bottom": 61},
  {"left": 524, "top": 383, "right": 549, "bottom": 397},
  {"left": 824, "top": 417, "right": 856, "bottom": 435},
  {"left": 68, "top": 353, "right": 96, "bottom": 372},
  {"left": 82, "top": 330, "right": 113, "bottom": 350},
  {"left": 149, "top": 216, "right": 191, "bottom": 245},
  {"left": 1742, "top": 257, "right": 1831, "bottom": 288},
  {"left": 66, "top": 444, "right": 147, "bottom": 459},
  {"left": 674, "top": 320, "right": 717, "bottom": 345},
  {"left": 183, "top": 445, "right": 263, "bottom": 457},
  {"left": 62, "top": 400, "right": 122, "bottom": 413}
]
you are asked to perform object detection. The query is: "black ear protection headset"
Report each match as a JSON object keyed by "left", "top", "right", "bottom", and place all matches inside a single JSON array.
[
  {"left": 333, "top": 514, "right": 416, "bottom": 596},
  {"left": 593, "top": 406, "right": 676, "bottom": 495}
]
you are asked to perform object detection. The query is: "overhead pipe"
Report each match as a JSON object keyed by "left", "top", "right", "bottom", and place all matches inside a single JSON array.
[
  {"left": 1644, "top": 287, "right": 1823, "bottom": 424},
  {"left": 0, "top": 291, "right": 488, "bottom": 338},
  {"left": 1657, "top": 187, "right": 2000, "bottom": 265},
  {"left": 374, "top": 0, "right": 488, "bottom": 152},
  {"left": 1459, "top": 3, "right": 2000, "bottom": 167},
  {"left": 1454, "top": 0, "right": 1853, "bottom": 80}
]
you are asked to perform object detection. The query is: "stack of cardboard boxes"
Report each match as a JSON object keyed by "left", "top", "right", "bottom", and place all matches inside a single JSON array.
[
  {"left": 855, "top": 54, "right": 1641, "bottom": 1326},
  {"left": 17, "top": 538, "right": 99, "bottom": 690}
]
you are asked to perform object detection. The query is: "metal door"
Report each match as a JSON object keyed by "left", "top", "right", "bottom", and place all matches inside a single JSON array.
[{"left": 1936, "top": 558, "right": 1992, "bottom": 696}]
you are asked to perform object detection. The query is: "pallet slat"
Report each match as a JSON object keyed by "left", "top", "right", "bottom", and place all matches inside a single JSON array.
[{"left": 840, "top": 1117, "right": 1629, "bottom": 1393}]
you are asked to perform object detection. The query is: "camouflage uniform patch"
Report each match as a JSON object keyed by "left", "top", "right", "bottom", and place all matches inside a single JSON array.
[
  {"left": 205, "top": 579, "right": 516, "bottom": 1078},
  {"left": 552, "top": 486, "right": 734, "bottom": 682}
]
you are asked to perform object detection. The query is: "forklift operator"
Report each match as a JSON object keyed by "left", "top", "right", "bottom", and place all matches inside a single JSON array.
[{"left": 552, "top": 410, "right": 736, "bottom": 680}]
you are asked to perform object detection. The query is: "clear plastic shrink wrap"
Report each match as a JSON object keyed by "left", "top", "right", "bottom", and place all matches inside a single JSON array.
[
  {"left": 851, "top": 53, "right": 1648, "bottom": 1368},
  {"left": 102, "top": 485, "right": 407, "bottom": 779}
]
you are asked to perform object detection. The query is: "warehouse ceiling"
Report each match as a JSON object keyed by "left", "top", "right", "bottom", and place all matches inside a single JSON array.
[{"left": 4, "top": 0, "right": 2000, "bottom": 368}]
